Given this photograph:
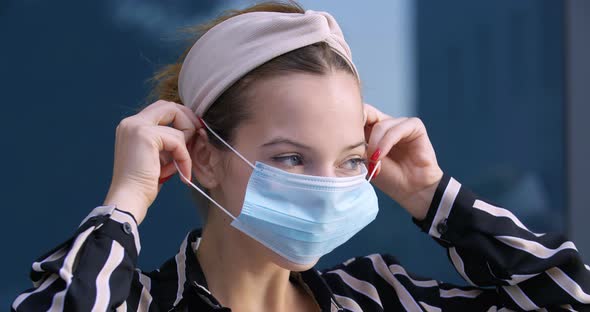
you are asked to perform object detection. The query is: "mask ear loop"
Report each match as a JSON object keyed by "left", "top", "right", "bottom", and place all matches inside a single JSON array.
[
  {"left": 197, "top": 116, "right": 256, "bottom": 170},
  {"left": 367, "top": 159, "right": 381, "bottom": 183},
  {"left": 173, "top": 160, "right": 237, "bottom": 221},
  {"left": 171, "top": 116, "right": 256, "bottom": 221}
]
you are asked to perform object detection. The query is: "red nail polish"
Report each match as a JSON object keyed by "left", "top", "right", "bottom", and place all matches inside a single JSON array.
[
  {"left": 370, "top": 148, "right": 381, "bottom": 161},
  {"left": 368, "top": 163, "right": 375, "bottom": 174},
  {"left": 197, "top": 116, "right": 205, "bottom": 127},
  {"left": 159, "top": 175, "right": 173, "bottom": 184}
]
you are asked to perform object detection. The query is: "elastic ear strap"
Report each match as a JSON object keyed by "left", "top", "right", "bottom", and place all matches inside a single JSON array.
[
  {"left": 173, "top": 160, "right": 237, "bottom": 220},
  {"left": 198, "top": 117, "right": 256, "bottom": 170},
  {"left": 367, "top": 160, "right": 381, "bottom": 182}
]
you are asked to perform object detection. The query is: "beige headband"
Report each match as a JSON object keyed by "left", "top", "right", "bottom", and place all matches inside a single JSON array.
[{"left": 178, "top": 10, "right": 358, "bottom": 116}]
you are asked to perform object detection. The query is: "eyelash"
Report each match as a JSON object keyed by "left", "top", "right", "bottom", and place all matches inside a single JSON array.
[
  {"left": 348, "top": 158, "right": 367, "bottom": 168},
  {"left": 272, "top": 155, "right": 304, "bottom": 167},
  {"left": 272, "top": 154, "right": 366, "bottom": 170}
]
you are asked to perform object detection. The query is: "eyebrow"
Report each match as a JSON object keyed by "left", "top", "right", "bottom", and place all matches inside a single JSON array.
[{"left": 261, "top": 137, "right": 367, "bottom": 152}]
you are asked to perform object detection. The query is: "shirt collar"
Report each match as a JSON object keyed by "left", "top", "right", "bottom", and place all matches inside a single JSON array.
[{"left": 174, "top": 229, "right": 343, "bottom": 312}]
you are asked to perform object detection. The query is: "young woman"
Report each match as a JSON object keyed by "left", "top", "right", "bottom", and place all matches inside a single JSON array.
[{"left": 12, "top": 2, "right": 590, "bottom": 311}]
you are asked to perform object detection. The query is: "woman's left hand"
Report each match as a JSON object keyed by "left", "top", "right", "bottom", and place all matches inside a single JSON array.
[{"left": 364, "top": 104, "right": 443, "bottom": 220}]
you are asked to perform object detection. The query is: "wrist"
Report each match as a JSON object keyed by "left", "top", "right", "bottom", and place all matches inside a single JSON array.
[
  {"left": 399, "top": 173, "right": 443, "bottom": 221},
  {"left": 103, "top": 185, "right": 149, "bottom": 225}
]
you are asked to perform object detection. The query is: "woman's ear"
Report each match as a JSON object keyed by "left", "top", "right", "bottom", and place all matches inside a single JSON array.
[{"left": 190, "top": 128, "right": 222, "bottom": 189}]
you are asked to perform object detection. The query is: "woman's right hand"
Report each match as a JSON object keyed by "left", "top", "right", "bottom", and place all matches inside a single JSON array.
[{"left": 103, "top": 100, "right": 200, "bottom": 225}]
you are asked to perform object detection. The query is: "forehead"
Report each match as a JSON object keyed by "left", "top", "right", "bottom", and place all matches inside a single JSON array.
[{"left": 239, "top": 71, "right": 364, "bottom": 146}]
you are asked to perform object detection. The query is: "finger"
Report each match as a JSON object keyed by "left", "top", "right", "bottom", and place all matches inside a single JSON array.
[
  {"left": 140, "top": 100, "right": 201, "bottom": 141},
  {"left": 155, "top": 124, "right": 194, "bottom": 145},
  {"left": 367, "top": 117, "right": 408, "bottom": 155},
  {"left": 142, "top": 100, "right": 198, "bottom": 124},
  {"left": 158, "top": 152, "right": 173, "bottom": 178},
  {"left": 157, "top": 125, "right": 198, "bottom": 179},
  {"left": 144, "top": 100, "right": 199, "bottom": 131},
  {"left": 150, "top": 128, "right": 192, "bottom": 183},
  {"left": 158, "top": 149, "right": 179, "bottom": 179},
  {"left": 160, "top": 161, "right": 179, "bottom": 179},
  {"left": 175, "top": 103, "right": 200, "bottom": 129},
  {"left": 363, "top": 103, "right": 392, "bottom": 127},
  {"left": 372, "top": 118, "right": 426, "bottom": 162},
  {"left": 156, "top": 126, "right": 194, "bottom": 179}
]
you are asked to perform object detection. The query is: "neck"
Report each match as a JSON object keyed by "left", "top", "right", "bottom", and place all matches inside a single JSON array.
[{"left": 197, "top": 213, "right": 305, "bottom": 311}]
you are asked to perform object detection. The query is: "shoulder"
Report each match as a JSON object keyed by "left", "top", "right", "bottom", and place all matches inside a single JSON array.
[{"left": 129, "top": 229, "right": 203, "bottom": 311}]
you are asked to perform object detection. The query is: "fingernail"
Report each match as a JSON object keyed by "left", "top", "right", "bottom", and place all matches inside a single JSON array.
[
  {"left": 370, "top": 148, "right": 381, "bottom": 161},
  {"left": 159, "top": 175, "right": 173, "bottom": 184},
  {"left": 197, "top": 116, "right": 205, "bottom": 127},
  {"left": 368, "top": 162, "right": 375, "bottom": 174}
]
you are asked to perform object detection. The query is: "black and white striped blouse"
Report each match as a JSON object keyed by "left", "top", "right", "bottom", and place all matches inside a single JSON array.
[{"left": 11, "top": 175, "right": 590, "bottom": 311}]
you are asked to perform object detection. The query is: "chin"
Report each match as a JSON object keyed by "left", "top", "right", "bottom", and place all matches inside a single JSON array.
[{"left": 232, "top": 228, "right": 321, "bottom": 271}]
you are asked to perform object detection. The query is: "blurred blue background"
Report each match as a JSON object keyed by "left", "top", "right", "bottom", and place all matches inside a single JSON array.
[{"left": 2, "top": 0, "right": 589, "bottom": 308}]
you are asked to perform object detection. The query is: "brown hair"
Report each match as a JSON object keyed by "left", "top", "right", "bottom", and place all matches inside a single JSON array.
[{"left": 148, "top": 1, "right": 357, "bottom": 219}]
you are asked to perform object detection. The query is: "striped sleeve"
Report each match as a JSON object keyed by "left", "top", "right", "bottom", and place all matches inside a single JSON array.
[
  {"left": 414, "top": 174, "right": 590, "bottom": 310},
  {"left": 11, "top": 205, "right": 143, "bottom": 312},
  {"left": 323, "top": 175, "right": 590, "bottom": 311}
]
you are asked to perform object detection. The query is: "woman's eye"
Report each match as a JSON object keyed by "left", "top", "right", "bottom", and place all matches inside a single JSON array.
[
  {"left": 272, "top": 154, "right": 304, "bottom": 167},
  {"left": 341, "top": 158, "right": 366, "bottom": 170}
]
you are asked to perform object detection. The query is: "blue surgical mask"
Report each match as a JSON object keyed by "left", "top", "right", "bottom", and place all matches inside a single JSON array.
[{"left": 175, "top": 120, "right": 381, "bottom": 265}]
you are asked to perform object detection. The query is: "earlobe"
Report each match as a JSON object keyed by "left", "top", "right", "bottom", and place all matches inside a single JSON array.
[{"left": 190, "top": 128, "right": 220, "bottom": 189}]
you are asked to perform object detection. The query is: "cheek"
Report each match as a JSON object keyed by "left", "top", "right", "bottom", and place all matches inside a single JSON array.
[{"left": 220, "top": 156, "right": 253, "bottom": 216}]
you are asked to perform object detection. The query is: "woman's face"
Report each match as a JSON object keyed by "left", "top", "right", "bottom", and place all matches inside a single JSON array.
[{"left": 210, "top": 70, "right": 365, "bottom": 270}]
